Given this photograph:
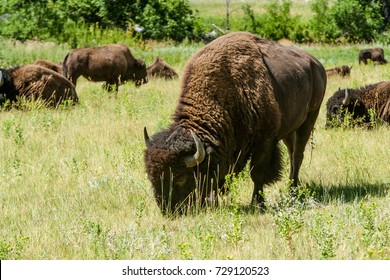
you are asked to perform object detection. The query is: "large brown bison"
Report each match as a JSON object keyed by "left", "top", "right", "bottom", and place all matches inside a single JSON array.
[
  {"left": 0, "top": 64, "right": 78, "bottom": 107},
  {"left": 359, "top": 48, "right": 387, "bottom": 64},
  {"left": 326, "top": 82, "right": 390, "bottom": 128},
  {"left": 34, "top": 59, "right": 63, "bottom": 74},
  {"left": 62, "top": 44, "right": 148, "bottom": 90},
  {"left": 144, "top": 32, "right": 327, "bottom": 215},
  {"left": 326, "top": 65, "right": 352, "bottom": 77},
  {"left": 147, "top": 56, "right": 178, "bottom": 79}
]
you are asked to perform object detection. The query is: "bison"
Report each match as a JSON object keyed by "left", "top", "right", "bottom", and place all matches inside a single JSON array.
[
  {"left": 0, "top": 64, "right": 78, "bottom": 107},
  {"left": 144, "top": 32, "right": 327, "bottom": 215},
  {"left": 326, "top": 82, "right": 390, "bottom": 128},
  {"left": 358, "top": 48, "right": 387, "bottom": 65},
  {"left": 326, "top": 65, "right": 352, "bottom": 77},
  {"left": 62, "top": 44, "right": 148, "bottom": 90},
  {"left": 147, "top": 56, "right": 179, "bottom": 79},
  {"left": 34, "top": 59, "right": 63, "bottom": 74}
]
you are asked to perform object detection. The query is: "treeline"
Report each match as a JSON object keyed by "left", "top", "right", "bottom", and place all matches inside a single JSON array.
[{"left": 0, "top": 0, "right": 389, "bottom": 47}]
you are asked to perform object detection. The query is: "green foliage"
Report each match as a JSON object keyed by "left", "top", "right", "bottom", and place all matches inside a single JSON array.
[
  {"left": 310, "top": 213, "right": 336, "bottom": 259},
  {"left": 0, "top": 0, "right": 204, "bottom": 44},
  {"left": 331, "top": 0, "right": 384, "bottom": 42},
  {"left": 242, "top": 0, "right": 299, "bottom": 41},
  {"left": 0, "top": 236, "right": 28, "bottom": 260},
  {"left": 135, "top": 0, "right": 205, "bottom": 41},
  {"left": 309, "top": 0, "right": 339, "bottom": 42}
]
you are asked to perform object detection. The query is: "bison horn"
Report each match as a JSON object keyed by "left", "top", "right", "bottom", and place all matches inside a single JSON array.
[
  {"left": 0, "top": 71, "right": 3, "bottom": 87},
  {"left": 144, "top": 127, "right": 151, "bottom": 146},
  {"left": 184, "top": 131, "right": 206, "bottom": 168},
  {"left": 342, "top": 89, "right": 350, "bottom": 106}
]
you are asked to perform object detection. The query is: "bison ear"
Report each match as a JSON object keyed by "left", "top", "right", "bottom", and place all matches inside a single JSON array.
[{"left": 184, "top": 131, "right": 206, "bottom": 168}]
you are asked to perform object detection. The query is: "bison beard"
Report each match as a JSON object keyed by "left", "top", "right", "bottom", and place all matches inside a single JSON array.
[{"left": 144, "top": 32, "right": 327, "bottom": 215}]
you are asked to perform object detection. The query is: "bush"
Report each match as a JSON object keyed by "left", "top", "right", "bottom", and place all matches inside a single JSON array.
[
  {"left": 242, "top": 0, "right": 299, "bottom": 41},
  {"left": 134, "top": 0, "right": 205, "bottom": 41},
  {"left": 0, "top": 0, "right": 205, "bottom": 44},
  {"left": 309, "top": 0, "right": 339, "bottom": 43},
  {"left": 331, "top": 0, "right": 384, "bottom": 42}
]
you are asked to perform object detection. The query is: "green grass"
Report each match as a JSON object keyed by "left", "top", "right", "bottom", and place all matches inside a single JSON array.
[{"left": 0, "top": 37, "right": 389, "bottom": 260}]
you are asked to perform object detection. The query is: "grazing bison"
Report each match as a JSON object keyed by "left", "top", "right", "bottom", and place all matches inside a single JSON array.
[
  {"left": 326, "top": 65, "right": 352, "bottom": 77},
  {"left": 62, "top": 44, "right": 148, "bottom": 90},
  {"left": 144, "top": 32, "right": 327, "bottom": 215},
  {"left": 0, "top": 64, "right": 78, "bottom": 107},
  {"left": 147, "top": 56, "right": 179, "bottom": 79},
  {"left": 326, "top": 82, "right": 390, "bottom": 128},
  {"left": 34, "top": 59, "right": 63, "bottom": 74},
  {"left": 359, "top": 48, "right": 387, "bottom": 65}
]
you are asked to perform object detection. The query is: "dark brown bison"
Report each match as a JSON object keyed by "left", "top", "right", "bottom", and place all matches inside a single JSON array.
[
  {"left": 326, "top": 82, "right": 390, "bottom": 128},
  {"left": 359, "top": 48, "right": 387, "bottom": 64},
  {"left": 62, "top": 44, "right": 148, "bottom": 90},
  {"left": 0, "top": 64, "right": 78, "bottom": 107},
  {"left": 144, "top": 32, "right": 327, "bottom": 215},
  {"left": 326, "top": 65, "right": 352, "bottom": 77},
  {"left": 34, "top": 59, "right": 63, "bottom": 74},
  {"left": 147, "top": 56, "right": 178, "bottom": 79}
]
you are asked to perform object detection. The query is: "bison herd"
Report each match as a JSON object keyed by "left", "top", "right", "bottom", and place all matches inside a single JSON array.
[
  {"left": 0, "top": 44, "right": 178, "bottom": 107},
  {"left": 1, "top": 32, "right": 389, "bottom": 215}
]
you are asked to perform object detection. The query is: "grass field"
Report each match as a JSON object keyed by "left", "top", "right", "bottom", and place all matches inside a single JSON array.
[{"left": 0, "top": 34, "right": 389, "bottom": 260}]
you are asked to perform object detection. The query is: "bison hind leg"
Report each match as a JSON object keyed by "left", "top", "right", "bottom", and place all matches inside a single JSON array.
[{"left": 250, "top": 141, "right": 283, "bottom": 209}]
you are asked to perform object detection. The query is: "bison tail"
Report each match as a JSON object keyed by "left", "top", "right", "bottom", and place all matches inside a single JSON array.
[{"left": 62, "top": 53, "right": 69, "bottom": 79}]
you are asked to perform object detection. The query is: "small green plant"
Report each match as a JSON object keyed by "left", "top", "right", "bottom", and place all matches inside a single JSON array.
[
  {"left": 270, "top": 183, "right": 310, "bottom": 252},
  {"left": 0, "top": 236, "right": 29, "bottom": 260},
  {"left": 178, "top": 243, "right": 193, "bottom": 260},
  {"left": 310, "top": 213, "right": 336, "bottom": 259},
  {"left": 223, "top": 173, "right": 244, "bottom": 245},
  {"left": 358, "top": 200, "right": 390, "bottom": 259}
]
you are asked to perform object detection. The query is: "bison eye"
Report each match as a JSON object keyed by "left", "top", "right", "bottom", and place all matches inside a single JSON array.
[{"left": 332, "top": 106, "right": 339, "bottom": 113}]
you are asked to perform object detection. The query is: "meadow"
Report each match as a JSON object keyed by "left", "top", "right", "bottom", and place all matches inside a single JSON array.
[{"left": 0, "top": 36, "right": 389, "bottom": 260}]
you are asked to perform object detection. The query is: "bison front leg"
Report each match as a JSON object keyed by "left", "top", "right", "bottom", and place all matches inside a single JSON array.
[{"left": 250, "top": 141, "right": 283, "bottom": 210}]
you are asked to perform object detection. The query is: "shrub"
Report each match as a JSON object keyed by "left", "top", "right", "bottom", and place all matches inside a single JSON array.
[
  {"left": 134, "top": 0, "right": 205, "bottom": 41},
  {"left": 309, "top": 0, "right": 339, "bottom": 43},
  {"left": 331, "top": 0, "right": 384, "bottom": 42}
]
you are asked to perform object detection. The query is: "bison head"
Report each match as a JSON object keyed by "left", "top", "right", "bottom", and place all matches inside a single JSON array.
[
  {"left": 132, "top": 59, "right": 148, "bottom": 86},
  {"left": 326, "top": 88, "right": 367, "bottom": 128},
  {"left": 144, "top": 127, "right": 221, "bottom": 215}
]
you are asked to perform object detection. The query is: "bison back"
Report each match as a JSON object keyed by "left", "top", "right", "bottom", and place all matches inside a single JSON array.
[{"left": 12, "top": 64, "right": 78, "bottom": 106}]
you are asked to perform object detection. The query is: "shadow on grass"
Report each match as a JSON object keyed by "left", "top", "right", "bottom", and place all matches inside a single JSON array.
[{"left": 304, "top": 181, "right": 390, "bottom": 205}]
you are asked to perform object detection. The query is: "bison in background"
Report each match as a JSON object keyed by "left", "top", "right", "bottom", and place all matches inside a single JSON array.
[
  {"left": 62, "top": 44, "right": 148, "bottom": 91},
  {"left": 147, "top": 56, "right": 178, "bottom": 80},
  {"left": 326, "top": 65, "right": 352, "bottom": 77},
  {"left": 144, "top": 32, "right": 327, "bottom": 215},
  {"left": 0, "top": 64, "right": 78, "bottom": 107},
  {"left": 34, "top": 59, "right": 63, "bottom": 74},
  {"left": 359, "top": 48, "right": 387, "bottom": 65},
  {"left": 326, "top": 82, "right": 390, "bottom": 128}
]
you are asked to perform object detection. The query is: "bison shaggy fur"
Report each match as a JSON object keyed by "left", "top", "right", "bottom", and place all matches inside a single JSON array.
[
  {"left": 144, "top": 32, "right": 327, "bottom": 215},
  {"left": 0, "top": 64, "right": 78, "bottom": 107},
  {"left": 326, "top": 65, "right": 352, "bottom": 77},
  {"left": 62, "top": 44, "right": 148, "bottom": 90},
  {"left": 34, "top": 59, "right": 63, "bottom": 74},
  {"left": 326, "top": 81, "right": 390, "bottom": 127},
  {"left": 147, "top": 56, "right": 179, "bottom": 79},
  {"left": 359, "top": 48, "right": 387, "bottom": 65}
]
